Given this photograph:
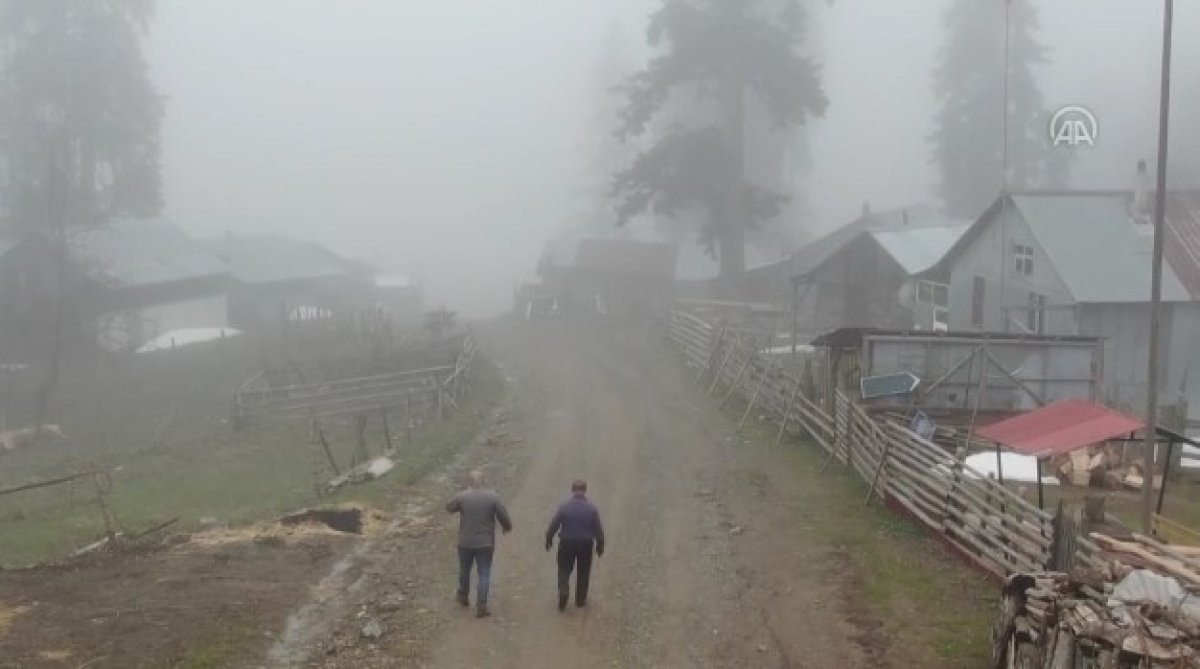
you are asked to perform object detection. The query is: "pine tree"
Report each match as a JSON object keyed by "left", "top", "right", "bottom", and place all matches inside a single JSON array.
[
  {"left": 613, "top": 0, "right": 827, "bottom": 282},
  {"left": 931, "top": 0, "right": 1068, "bottom": 219}
]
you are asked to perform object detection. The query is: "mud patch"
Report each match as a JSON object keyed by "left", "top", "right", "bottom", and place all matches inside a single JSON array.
[
  {"left": 281, "top": 507, "right": 364, "bottom": 534},
  {"left": 0, "top": 529, "right": 351, "bottom": 668}
]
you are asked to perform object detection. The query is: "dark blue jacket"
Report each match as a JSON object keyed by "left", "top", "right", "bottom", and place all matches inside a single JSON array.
[{"left": 545, "top": 496, "right": 605, "bottom": 551}]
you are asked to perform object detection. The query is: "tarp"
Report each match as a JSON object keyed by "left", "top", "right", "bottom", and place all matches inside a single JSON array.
[{"left": 975, "top": 398, "right": 1144, "bottom": 458}]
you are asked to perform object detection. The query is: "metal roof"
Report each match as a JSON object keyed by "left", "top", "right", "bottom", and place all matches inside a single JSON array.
[
  {"left": 869, "top": 224, "right": 972, "bottom": 275},
  {"left": 975, "top": 398, "right": 1144, "bottom": 458},
  {"left": 70, "top": 219, "right": 228, "bottom": 288},
  {"left": 1008, "top": 194, "right": 1191, "bottom": 303},
  {"left": 1164, "top": 192, "right": 1200, "bottom": 298},
  {"left": 214, "top": 235, "right": 352, "bottom": 285},
  {"left": 809, "top": 326, "right": 1100, "bottom": 348},
  {"left": 791, "top": 203, "right": 969, "bottom": 280}
]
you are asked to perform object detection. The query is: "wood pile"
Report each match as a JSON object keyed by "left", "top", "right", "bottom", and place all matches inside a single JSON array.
[
  {"left": 993, "top": 533, "right": 1200, "bottom": 668},
  {"left": 1047, "top": 445, "right": 1162, "bottom": 491}
]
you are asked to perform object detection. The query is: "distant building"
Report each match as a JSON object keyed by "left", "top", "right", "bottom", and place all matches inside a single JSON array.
[
  {"left": 545, "top": 238, "right": 679, "bottom": 320},
  {"left": 212, "top": 234, "right": 371, "bottom": 334},
  {"left": 72, "top": 219, "right": 232, "bottom": 352},
  {"left": 0, "top": 219, "right": 232, "bottom": 355},
  {"left": 373, "top": 274, "right": 422, "bottom": 325},
  {"left": 762, "top": 203, "right": 971, "bottom": 338}
]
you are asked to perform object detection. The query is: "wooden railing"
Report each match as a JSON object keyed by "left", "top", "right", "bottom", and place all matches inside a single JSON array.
[
  {"left": 235, "top": 334, "right": 477, "bottom": 427},
  {"left": 667, "top": 310, "right": 1102, "bottom": 579}
]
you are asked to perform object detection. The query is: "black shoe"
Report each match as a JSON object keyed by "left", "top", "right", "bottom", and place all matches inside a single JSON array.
[
  {"left": 576, "top": 599, "right": 587, "bottom": 608},
  {"left": 476, "top": 605, "right": 491, "bottom": 618},
  {"left": 456, "top": 592, "right": 469, "bottom": 607},
  {"left": 558, "top": 593, "right": 568, "bottom": 611}
]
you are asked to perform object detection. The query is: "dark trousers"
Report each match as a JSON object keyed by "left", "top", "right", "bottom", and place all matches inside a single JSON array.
[{"left": 557, "top": 538, "right": 594, "bottom": 604}]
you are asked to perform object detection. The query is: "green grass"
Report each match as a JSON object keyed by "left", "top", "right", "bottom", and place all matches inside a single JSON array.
[
  {"left": 0, "top": 340, "right": 504, "bottom": 566},
  {"left": 733, "top": 406, "right": 997, "bottom": 667}
]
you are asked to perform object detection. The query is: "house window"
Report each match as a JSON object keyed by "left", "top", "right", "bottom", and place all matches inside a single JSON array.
[
  {"left": 1013, "top": 243, "right": 1034, "bottom": 276},
  {"left": 1027, "top": 292, "right": 1046, "bottom": 334},
  {"left": 916, "top": 280, "right": 949, "bottom": 331},
  {"left": 971, "top": 276, "right": 986, "bottom": 328}
]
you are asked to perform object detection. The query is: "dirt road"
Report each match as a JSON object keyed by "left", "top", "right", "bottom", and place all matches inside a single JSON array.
[{"left": 405, "top": 322, "right": 876, "bottom": 668}]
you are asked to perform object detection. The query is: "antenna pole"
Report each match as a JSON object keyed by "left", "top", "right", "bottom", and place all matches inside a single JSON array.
[{"left": 1141, "top": 0, "right": 1174, "bottom": 534}]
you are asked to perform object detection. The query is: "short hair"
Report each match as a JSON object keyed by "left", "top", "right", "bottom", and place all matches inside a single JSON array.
[{"left": 571, "top": 479, "right": 587, "bottom": 492}]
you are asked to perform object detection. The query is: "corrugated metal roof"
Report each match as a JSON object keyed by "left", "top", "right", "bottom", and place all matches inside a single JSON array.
[
  {"left": 70, "top": 219, "right": 228, "bottom": 288},
  {"left": 975, "top": 398, "right": 1144, "bottom": 458},
  {"left": 790, "top": 219, "right": 866, "bottom": 279},
  {"left": 1011, "top": 194, "right": 1191, "bottom": 303},
  {"left": 869, "top": 224, "right": 972, "bottom": 275},
  {"left": 1164, "top": 192, "right": 1200, "bottom": 299},
  {"left": 214, "top": 235, "right": 352, "bottom": 285},
  {"left": 792, "top": 203, "right": 969, "bottom": 280}
]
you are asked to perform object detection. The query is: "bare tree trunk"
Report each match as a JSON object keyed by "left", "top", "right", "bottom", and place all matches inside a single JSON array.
[
  {"left": 718, "top": 79, "right": 747, "bottom": 294},
  {"left": 31, "top": 142, "right": 69, "bottom": 446}
]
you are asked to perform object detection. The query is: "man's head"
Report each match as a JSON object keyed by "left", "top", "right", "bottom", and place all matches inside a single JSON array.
[
  {"left": 468, "top": 469, "right": 485, "bottom": 489},
  {"left": 571, "top": 479, "right": 587, "bottom": 497}
]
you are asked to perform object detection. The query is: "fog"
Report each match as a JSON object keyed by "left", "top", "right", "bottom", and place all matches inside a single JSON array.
[{"left": 146, "top": 0, "right": 1198, "bottom": 317}]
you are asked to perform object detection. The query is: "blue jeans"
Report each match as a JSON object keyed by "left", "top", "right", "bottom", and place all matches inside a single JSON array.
[{"left": 458, "top": 547, "right": 494, "bottom": 606}]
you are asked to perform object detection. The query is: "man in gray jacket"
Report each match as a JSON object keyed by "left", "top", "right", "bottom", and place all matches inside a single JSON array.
[{"left": 446, "top": 469, "right": 512, "bottom": 617}]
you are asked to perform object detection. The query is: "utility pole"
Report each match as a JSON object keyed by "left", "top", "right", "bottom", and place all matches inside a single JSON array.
[{"left": 1141, "top": 0, "right": 1174, "bottom": 534}]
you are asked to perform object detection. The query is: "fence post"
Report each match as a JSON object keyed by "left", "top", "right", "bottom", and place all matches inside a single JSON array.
[
  {"left": 381, "top": 406, "right": 394, "bottom": 451},
  {"left": 435, "top": 376, "right": 444, "bottom": 421},
  {"left": 92, "top": 472, "right": 118, "bottom": 543},
  {"left": 719, "top": 345, "right": 755, "bottom": 409},
  {"left": 776, "top": 373, "right": 804, "bottom": 444},
  {"left": 739, "top": 357, "right": 775, "bottom": 428}
]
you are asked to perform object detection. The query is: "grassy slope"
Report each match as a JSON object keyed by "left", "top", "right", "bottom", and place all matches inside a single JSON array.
[
  {"left": 733, "top": 406, "right": 997, "bottom": 667},
  {"left": 0, "top": 339, "right": 504, "bottom": 566}
]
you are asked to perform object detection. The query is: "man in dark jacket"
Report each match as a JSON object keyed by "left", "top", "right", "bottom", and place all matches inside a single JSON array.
[
  {"left": 446, "top": 469, "right": 512, "bottom": 618},
  {"left": 545, "top": 479, "right": 605, "bottom": 610}
]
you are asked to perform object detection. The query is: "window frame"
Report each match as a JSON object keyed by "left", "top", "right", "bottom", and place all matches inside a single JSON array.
[{"left": 1013, "top": 243, "right": 1034, "bottom": 277}]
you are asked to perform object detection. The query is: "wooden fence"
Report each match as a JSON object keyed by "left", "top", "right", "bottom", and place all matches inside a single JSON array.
[
  {"left": 234, "top": 334, "right": 477, "bottom": 427},
  {"left": 667, "top": 309, "right": 1103, "bottom": 579}
]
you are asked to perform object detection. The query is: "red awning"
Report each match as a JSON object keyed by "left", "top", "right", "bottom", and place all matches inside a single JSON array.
[{"left": 974, "top": 399, "right": 1145, "bottom": 458}]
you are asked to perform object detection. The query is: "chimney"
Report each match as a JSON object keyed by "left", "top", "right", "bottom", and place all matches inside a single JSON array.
[
  {"left": 861, "top": 200, "right": 871, "bottom": 217},
  {"left": 902, "top": 210, "right": 910, "bottom": 226},
  {"left": 1133, "top": 159, "right": 1152, "bottom": 222}
]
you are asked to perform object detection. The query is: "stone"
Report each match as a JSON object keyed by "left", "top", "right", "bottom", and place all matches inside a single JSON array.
[{"left": 361, "top": 620, "right": 383, "bottom": 641}]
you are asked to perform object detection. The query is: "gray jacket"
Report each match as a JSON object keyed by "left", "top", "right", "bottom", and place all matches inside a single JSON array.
[{"left": 446, "top": 488, "right": 513, "bottom": 549}]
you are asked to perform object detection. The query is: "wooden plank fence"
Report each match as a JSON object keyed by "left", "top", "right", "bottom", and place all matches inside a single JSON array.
[
  {"left": 667, "top": 309, "right": 1101, "bottom": 579},
  {"left": 235, "top": 334, "right": 477, "bottom": 427}
]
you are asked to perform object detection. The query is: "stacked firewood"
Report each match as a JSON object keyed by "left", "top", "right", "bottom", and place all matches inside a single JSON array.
[{"left": 993, "top": 534, "right": 1200, "bottom": 668}]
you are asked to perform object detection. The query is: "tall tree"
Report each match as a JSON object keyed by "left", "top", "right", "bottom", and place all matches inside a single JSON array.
[
  {"left": 578, "top": 22, "right": 637, "bottom": 236},
  {"left": 613, "top": 0, "right": 827, "bottom": 283},
  {"left": 931, "top": 0, "right": 1068, "bottom": 219},
  {"left": 0, "top": 0, "right": 163, "bottom": 232}
]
